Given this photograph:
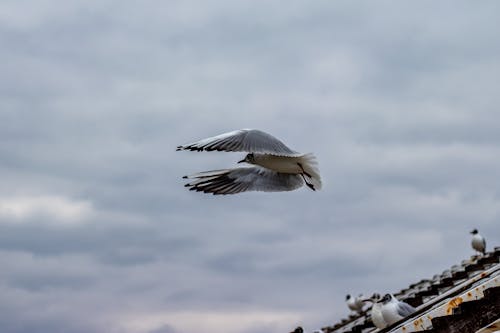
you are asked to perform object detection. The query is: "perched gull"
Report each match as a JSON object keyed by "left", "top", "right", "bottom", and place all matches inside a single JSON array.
[
  {"left": 378, "top": 294, "right": 416, "bottom": 326},
  {"left": 470, "top": 229, "right": 486, "bottom": 255},
  {"left": 177, "top": 129, "right": 322, "bottom": 195},
  {"left": 362, "top": 293, "right": 387, "bottom": 329},
  {"left": 346, "top": 294, "right": 364, "bottom": 314}
]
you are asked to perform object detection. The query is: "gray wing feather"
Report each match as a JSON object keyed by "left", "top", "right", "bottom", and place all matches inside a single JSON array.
[
  {"left": 177, "top": 129, "right": 300, "bottom": 156},
  {"left": 397, "top": 302, "right": 416, "bottom": 317},
  {"left": 183, "top": 167, "right": 304, "bottom": 195}
]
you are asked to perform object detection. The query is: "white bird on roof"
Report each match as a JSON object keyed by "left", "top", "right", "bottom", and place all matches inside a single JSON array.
[
  {"left": 346, "top": 294, "right": 364, "bottom": 314},
  {"left": 177, "top": 129, "right": 322, "bottom": 195},
  {"left": 289, "top": 327, "right": 321, "bottom": 333},
  {"left": 378, "top": 294, "right": 416, "bottom": 326},
  {"left": 362, "top": 293, "right": 387, "bottom": 329},
  {"left": 470, "top": 229, "right": 486, "bottom": 255}
]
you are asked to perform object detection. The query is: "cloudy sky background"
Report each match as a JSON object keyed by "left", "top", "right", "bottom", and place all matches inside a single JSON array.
[{"left": 1, "top": 1, "right": 500, "bottom": 332}]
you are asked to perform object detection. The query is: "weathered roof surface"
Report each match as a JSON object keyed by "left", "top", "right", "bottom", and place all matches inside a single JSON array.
[{"left": 322, "top": 246, "right": 500, "bottom": 333}]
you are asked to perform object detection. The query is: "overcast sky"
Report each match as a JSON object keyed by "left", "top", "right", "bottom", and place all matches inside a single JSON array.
[{"left": 1, "top": 1, "right": 500, "bottom": 333}]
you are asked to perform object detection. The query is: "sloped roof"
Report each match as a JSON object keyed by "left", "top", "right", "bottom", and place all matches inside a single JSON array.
[{"left": 322, "top": 246, "right": 500, "bottom": 333}]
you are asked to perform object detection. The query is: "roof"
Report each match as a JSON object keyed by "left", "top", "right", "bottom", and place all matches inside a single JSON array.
[{"left": 322, "top": 246, "right": 500, "bottom": 333}]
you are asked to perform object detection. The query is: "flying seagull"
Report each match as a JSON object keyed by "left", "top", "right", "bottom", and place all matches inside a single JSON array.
[
  {"left": 346, "top": 294, "right": 364, "bottom": 314},
  {"left": 470, "top": 229, "right": 486, "bottom": 255},
  {"left": 378, "top": 294, "right": 416, "bottom": 326},
  {"left": 362, "top": 293, "right": 387, "bottom": 329},
  {"left": 177, "top": 129, "right": 322, "bottom": 195}
]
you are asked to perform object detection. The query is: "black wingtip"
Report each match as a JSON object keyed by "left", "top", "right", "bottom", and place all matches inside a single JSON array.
[
  {"left": 176, "top": 146, "right": 183, "bottom": 151},
  {"left": 182, "top": 175, "right": 188, "bottom": 179}
]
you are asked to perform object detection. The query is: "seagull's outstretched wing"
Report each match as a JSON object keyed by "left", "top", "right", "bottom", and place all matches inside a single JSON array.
[
  {"left": 177, "top": 129, "right": 300, "bottom": 156},
  {"left": 183, "top": 167, "right": 304, "bottom": 195},
  {"left": 397, "top": 302, "right": 416, "bottom": 317}
]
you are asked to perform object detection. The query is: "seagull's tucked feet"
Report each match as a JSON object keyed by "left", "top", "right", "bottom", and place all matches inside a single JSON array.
[
  {"left": 305, "top": 182, "right": 316, "bottom": 191},
  {"left": 299, "top": 173, "right": 316, "bottom": 191},
  {"left": 297, "top": 162, "right": 312, "bottom": 178},
  {"left": 297, "top": 162, "right": 316, "bottom": 190}
]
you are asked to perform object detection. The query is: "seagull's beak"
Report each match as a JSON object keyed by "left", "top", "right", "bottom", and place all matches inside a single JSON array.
[{"left": 237, "top": 159, "right": 245, "bottom": 164}]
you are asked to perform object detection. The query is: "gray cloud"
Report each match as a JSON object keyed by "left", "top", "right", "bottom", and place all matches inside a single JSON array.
[{"left": 149, "top": 324, "right": 178, "bottom": 333}]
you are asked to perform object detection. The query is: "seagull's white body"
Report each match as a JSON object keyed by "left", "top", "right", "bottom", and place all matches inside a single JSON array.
[
  {"left": 177, "top": 129, "right": 322, "bottom": 195},
  {"left": 380, "top": 298, "right": 401, "bottom": 325},
  {"left": 346, "top": 294, "right": 364, "bottom": 313},
  {"left": 370, "top": 302, "right": 386, "bottom": 329},
  {"left": 253, "top": 153, "right": 321, "bottom": 185},
  {"left": 380, "top": 294, "right": 416, "bottom": 326},
  {"left": 362, "top": 294, "right": 387, "bottom": 329},
  {"left": 471, "top": 232, "right": 486, "bottom": 254},
  {"left": 253, "top": 154, "right": 304, "bottom": 174}
]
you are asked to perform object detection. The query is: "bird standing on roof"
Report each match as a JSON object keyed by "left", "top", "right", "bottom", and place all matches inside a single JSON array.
[
  {"left": 378, "top": 294, "right": 416, "bottom": 326},
  {"left": 470, "top": 229, "right": 486, "bottom": 255},
  {"left": 177, "top": 129, "right": 322, "bottom": 194},
  {"left": 346, "top": 294, "right": 364, "bottom": 314},
  {"left": 362, "top": 293, "right": 387, "bottom": 329}
]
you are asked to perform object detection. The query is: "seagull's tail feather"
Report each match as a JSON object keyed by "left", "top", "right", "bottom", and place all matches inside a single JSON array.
[{"left": 298, "top": 153, "right": 322, "bottom": 190}]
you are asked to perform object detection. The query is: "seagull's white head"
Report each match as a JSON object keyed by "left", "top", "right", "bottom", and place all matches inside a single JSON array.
[
  {"left": 378, "top": 293, "right": 393, "bottom": 304},
  {"left": 362, "top": 293, "right": 381, "bottom": 303},
  {"left": 238, "top": 153, "right": 255, "bottom": 164}
]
